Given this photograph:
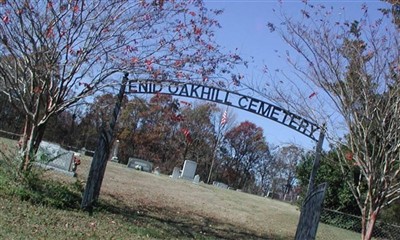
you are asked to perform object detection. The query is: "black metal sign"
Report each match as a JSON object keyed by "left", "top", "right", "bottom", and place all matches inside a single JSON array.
[{"left": 128, "top": 80, "right": 320, "bottom": 141}]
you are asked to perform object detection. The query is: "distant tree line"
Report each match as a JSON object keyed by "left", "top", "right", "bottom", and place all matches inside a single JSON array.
[{"left": 0, "top": 91, "right": 303, "bottom": 197}]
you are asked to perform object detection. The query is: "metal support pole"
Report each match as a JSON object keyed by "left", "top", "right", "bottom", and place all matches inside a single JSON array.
[
  {"left": 294, "top": 124, "right": 327, "bottom": 240},
  {"left": 207, "top": 132, "right": 221, "bottom": 184},
  {"left": 81, "top": 73, "right": 129, "bottom": 213},
  {"left": 307, "top": 124, "right": 326, "bottom": 196}
]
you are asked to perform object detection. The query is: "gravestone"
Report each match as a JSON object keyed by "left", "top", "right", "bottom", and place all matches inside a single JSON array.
[
  {"left": 171, "top": 167, "right": 181, "bottom": 179},
  {"left": 180, "top": 160, "right": 197, "bottom": 180},
  {"left": 213, "top": 181, "right": 228, "bottom": 189},
  {"left": 127, "top": 158, "right": 153, "bottom": 172},
  {"left": 111, "top": 140, "right": 120, "bottom": 162},
  {"left": 36, "top": 141, "right": 75, "bottom": 176},
  {"left": 193, "top": 174, "right": 200, "bottom": 184}
]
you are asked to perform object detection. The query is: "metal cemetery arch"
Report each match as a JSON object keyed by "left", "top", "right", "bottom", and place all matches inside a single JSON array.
[
  {"left": 82, "top": 75, "right": 326, "bottom": 239},
  {"left": 128, "top": 80, "right": 321, "bottom": 141}
]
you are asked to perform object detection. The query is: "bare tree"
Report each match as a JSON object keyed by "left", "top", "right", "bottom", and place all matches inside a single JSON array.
[
  {"left": 275, "top": 145, "right": 304, "bottom": 198},
  {"left": 263, "top": 2, "right": 399, "bottom": 239},
  {"left": 0, "top": 0, "right": 241, "bottom": 171},
  {"left": 255, "top": 145, "right": 274, "bottom": 195},
  {"left": 257, "top": 145, "right": 303, "bottom": 199}
]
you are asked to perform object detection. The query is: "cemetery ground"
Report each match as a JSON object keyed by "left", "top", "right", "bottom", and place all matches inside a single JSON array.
[{"left": 0, "top": 138, "right": 360, "bottom": 239}]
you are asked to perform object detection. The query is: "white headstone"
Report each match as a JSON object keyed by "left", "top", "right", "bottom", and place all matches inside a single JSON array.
[
  {"left": 193, "top": 174, "right": 200, "bottom": 184},
  {"left": 180, "top": 160, "right": 197, "bottom": 180},
  {"left": 212, "top": 181, "right": 228, "bottom": 189},
  {"left": 36, "top": 141, "right": 75, "bottom": 176},
  {"left": 171, "top": 167, "right": 180, "bottom": 179},
  {"left": 111, "top": 140, "right": 119, "bottom": 162}
]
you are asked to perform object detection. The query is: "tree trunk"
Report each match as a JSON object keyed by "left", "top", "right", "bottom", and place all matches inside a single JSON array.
[
  {"left": 33, "top": 122, "right": 47, "bottom": 152},
  {"left": 363, "top": 210, "right": 378, "bottom": 240},
  {"left": 361, "top": 209, "right": 366, "bottom": 240},
  {"left": 22, "top": 131, "right": 36, "bottom": 171},
  {"left": 19, "top": 115, "right": 31, "bottom": 152},
  {"left": 20, "top": 121, "right": 47, "bottom": 172}
]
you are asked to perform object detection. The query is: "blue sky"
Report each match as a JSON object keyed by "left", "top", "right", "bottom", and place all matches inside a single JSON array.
[{"left": 203, "top": 0, "right": 390, "bottom": 149}]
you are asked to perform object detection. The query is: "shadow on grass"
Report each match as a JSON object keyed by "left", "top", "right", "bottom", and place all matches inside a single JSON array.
[
  {"left": 0, "top": 162, "right": 282, "bottom": 239},
  {"left": 1, "top": 179, "right": 284, "bottom": 239},
  {"left": 94, "top": 193, "right": 281, "bottom": 240}
]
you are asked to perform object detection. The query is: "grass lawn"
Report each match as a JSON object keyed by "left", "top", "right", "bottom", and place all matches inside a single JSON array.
[{"left": 0, "top": 137, "right": 361, "bottom": 239}]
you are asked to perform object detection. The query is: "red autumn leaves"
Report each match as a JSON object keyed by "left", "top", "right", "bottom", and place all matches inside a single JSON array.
[{"left": 345, "top": 151, "right": 359, "bottom": 166}]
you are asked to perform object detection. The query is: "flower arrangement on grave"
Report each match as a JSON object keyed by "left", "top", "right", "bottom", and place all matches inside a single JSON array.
[{"left": 72, "top": 156, "right": 81, "bottom": 172}]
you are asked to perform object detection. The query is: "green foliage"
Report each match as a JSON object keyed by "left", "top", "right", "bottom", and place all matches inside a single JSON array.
[
  {"left": 0, "top": 150, "right": 82, "bottom": 210},
  {"left": 296, "top": 150, "right": 359, "bottom": 215},
  {"left": 11, "top": 173, "right": 83, "bottom": 209},
  {"left": 380, "top": 199, "right": 400, "bottom": 224}
]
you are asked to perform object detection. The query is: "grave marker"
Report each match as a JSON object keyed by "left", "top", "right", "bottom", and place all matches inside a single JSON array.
[
  {"left": 171, "top": 167, "right": 181, "bottom": 179},
  {"left": 127, "top": 158, "right": 153, "bottom": 172},
  {"left": 153, "top": 166, "right": 160, "bottom": 175},
  {"left": 36, "top": 141, "right": 75, "bottom": 176},
  {"left": 213, "top": 181, "right": 228, "bottom": 189},
  {"left": 180, "top": 160, "right": 197, "bottom": 180},
  {"left": 193, "top": 174, "right": 200, "bottom": 184},
  {"left": 111, "top": 140, "right": 120, "bottom": 162}
]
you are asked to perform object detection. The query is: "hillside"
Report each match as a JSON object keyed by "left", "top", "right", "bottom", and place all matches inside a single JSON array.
[
  {"left": 0, "top": 137, "right": 360, "bottom": 239},
  {"left": 75, "top": 154, "right": 358, "bottom": 239}
]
